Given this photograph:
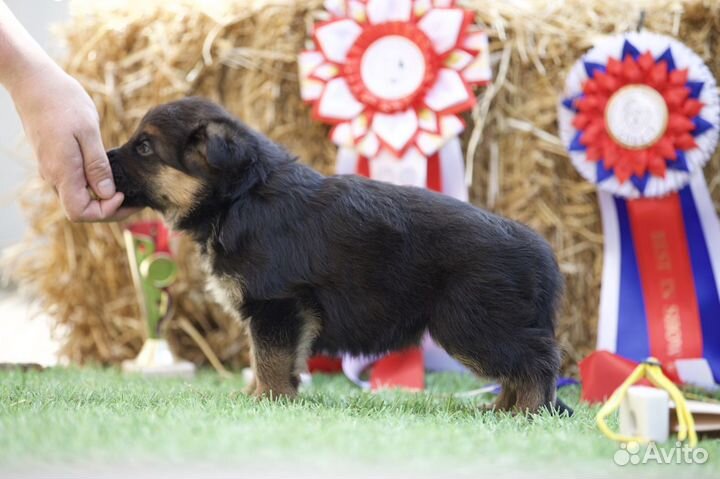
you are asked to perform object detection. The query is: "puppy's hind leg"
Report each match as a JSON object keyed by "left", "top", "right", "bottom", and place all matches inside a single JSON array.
[
  {"left": 511, "top": 375, "right": 555, "bottom": 414},
  {"left": 487, "top": 348, "right": 564, "bottom": 415},
  {"left": 493, "top": 383, "right": 517, "bottom": 412},
  {"left": 428, "top": 302, "right": 566, "bottom": 414},
  {"left": 504, "top": 336, "right": 573, "bottom": 415}
]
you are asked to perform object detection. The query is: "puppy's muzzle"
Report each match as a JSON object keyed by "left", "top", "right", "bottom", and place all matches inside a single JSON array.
[
  {"left": 107, "top": 148, "right": 127, "bottom": 189},
  {"left": 107, "top": 148, "right": 143, "bottom": 206}
]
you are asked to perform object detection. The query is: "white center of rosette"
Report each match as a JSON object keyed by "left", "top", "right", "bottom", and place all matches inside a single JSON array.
[
  {"left": 605, "top": 84, "right": 669, "bottom": 149},
  {"left": 361, "top": 35, "right": 426, "bottom": 101}
]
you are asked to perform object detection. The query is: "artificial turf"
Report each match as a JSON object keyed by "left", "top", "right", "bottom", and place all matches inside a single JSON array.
[{"left": 0, "top": 367, "right": 718, "bottom": 478}]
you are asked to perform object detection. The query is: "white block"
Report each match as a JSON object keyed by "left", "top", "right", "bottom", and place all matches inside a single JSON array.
[{"left": 619, "top": 385, "right": 670, "bottom": 443}]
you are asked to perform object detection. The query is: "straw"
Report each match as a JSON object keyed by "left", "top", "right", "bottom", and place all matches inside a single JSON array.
[{"left": 4, "top": 0, "right": 719, "bottom": 374}]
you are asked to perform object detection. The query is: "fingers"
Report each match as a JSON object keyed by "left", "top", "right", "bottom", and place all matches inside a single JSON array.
[
  {"left": 56, "top": 165, "right": 125, "bottom": 222},
  {"left": 42, "top": 126, "right": 133, "bottom": 222},
  {"left": 102, "top": 206, "right": 142, "bottom": 222},
  {"left": 96, "top": 193, "right": 126, "bottom": 220},
  {"left": 77, "top": 124, "right": 116, "bottom": 200},
  {"left": 55, "top": 156, "right": 92, "bottom": 221}
]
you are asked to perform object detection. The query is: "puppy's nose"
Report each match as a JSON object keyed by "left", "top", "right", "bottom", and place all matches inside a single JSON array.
[{"left": 106, "top": 148, "right": 119, "bottom": 162}]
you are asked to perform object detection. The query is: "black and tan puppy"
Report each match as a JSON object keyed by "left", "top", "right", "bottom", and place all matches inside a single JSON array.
[{"left": 109, "top": 97, "right": 571, "bottom": 414}]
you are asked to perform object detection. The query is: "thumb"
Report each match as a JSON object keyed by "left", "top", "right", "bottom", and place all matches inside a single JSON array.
[{"left": 77, "top": 125, "right": 116, "bottom": 200}]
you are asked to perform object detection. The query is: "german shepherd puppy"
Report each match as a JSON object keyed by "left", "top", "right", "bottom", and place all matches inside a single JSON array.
[{"left": 109, "top": 97, "right": 571, "bottom": 414}]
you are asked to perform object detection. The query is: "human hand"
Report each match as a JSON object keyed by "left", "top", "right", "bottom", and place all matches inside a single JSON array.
[{"left": 9, "top": 62, "right": 136, "bottom": 222}]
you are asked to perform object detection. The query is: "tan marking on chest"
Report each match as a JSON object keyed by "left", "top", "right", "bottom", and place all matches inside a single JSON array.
[
  {"left": 201, "top": 251, "right": 245, "bottom": 321},
  {"left": 206, "top": 274, "right": 245, "bottom": 319}
]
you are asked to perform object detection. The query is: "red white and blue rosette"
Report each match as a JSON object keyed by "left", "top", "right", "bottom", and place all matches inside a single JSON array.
[{"left": 559, "top": 32, "right": 720, "bottom": 386}]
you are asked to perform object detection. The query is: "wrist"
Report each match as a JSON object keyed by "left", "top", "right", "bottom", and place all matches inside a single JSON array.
[
  {"left": 0, "top": 2, "right": 59, "bottom": 98},
  {"left": 2, "top": 49, "right": 56, "bottom": 98}
]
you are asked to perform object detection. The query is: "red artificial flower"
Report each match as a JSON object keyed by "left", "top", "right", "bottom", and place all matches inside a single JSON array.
[{"left": 572, "top": 52, "right": 700, "bottom": 183}]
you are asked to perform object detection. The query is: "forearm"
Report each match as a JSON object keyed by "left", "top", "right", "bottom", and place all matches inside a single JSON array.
[{"left": 0, "top": 1, "right": 57, "bottom": 96}]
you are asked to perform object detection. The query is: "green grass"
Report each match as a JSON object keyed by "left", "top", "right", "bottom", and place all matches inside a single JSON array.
[{"left": 1, "top": 367, "right": 718, "bottom": 477}]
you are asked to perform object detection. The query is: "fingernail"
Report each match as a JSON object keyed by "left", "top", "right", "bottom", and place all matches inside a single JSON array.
[{"left": 97, "top": 179, "right": 115, "bottom": 197}]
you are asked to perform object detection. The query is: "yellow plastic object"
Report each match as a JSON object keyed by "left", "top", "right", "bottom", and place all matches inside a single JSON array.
[{"left": 596, "top": 357, "right": 697, "bottom": 447}]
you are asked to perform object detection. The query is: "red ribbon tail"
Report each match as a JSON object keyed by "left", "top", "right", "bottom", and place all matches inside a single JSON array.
[
  {"left": 627, "top": 193, "right": 704, "bottom": 365},
  {"left": 579, "top": 350, "right": 683, "bottom": 403},
  {"left": 357, "top": 156, "right": 370, "bottom": 178},
  {"left": 426, "top": 152, "right": 442, "bottom": 192},
  {"left": 370, "top": 347, "right": 424, "bottom": 391}
]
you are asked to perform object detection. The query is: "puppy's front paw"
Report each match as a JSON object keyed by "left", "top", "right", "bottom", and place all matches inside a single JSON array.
[
  {"left": 252, "top": 383, "right": 298, "bottom": 400},
  {"left": 243, "top": 379, "right": 257, "bottom": 396},
  {"left": 241, "top": 367, "right": 257, "bottom": 395}
]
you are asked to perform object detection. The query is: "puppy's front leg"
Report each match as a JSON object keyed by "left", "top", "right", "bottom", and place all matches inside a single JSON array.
[{"left": 245, "top": 299, "right": 302, "bottom": 399}]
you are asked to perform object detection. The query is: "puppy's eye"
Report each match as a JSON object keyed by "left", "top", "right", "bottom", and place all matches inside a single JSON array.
[{"left": 135, "top": 140, "right": 153, "bottom": 156}]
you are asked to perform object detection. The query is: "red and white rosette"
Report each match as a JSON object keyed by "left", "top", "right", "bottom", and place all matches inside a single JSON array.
[
  {"left": 559, "top": 32, "right": 720, "bottom": 388},
  {"left": 299, "top": 0, "right": 492, "bottom": 390},
  {"left": 299, "top": 0, "right": 491, "bottom": 200}
]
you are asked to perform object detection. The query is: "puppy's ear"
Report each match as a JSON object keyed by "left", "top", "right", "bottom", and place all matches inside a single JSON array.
[{"left": 184, "top": 120, "right": 257, "bottom": 174}]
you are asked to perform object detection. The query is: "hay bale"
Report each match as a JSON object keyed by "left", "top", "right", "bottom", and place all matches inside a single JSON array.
[
  {"left": 5, "top": 0, "right": 720, "bottom": 374},
  {"left": 467, "top": 0, "right": 720, "bottom": 375}
]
